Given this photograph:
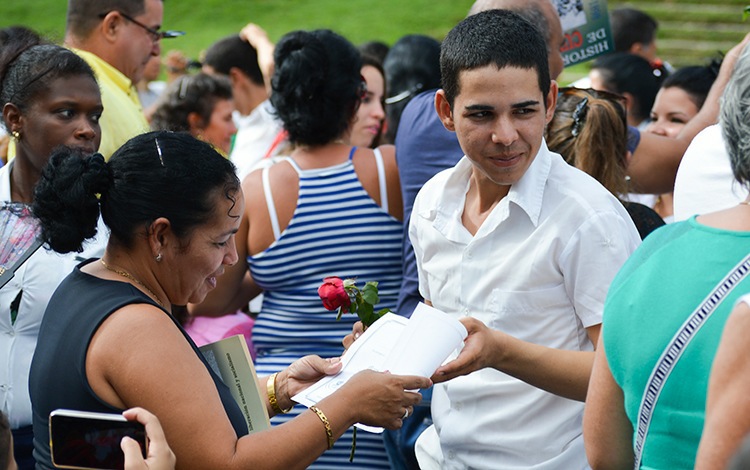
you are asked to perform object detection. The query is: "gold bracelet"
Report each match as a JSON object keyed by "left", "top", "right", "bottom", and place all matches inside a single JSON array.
[
  {"left": 309, "top": 405, "right": 335, "bottom": 450},
  {"left": 267, "top": 372, "right": 293, "bottom": 414}
]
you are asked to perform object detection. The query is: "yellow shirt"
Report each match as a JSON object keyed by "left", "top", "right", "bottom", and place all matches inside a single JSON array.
[{"left": 73, "top": 49, "right": 149, "bottom": 159}]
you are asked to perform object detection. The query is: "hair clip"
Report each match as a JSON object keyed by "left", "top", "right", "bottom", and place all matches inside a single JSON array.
[
  {"left": 571, "top": 97, "right": 589, "bottom": 137},
  {"left": 178, "top": 76, "right": 190, "bottom": 100},
  {"left": 155, "top": 138, "right": 165, "bottom": 167}
]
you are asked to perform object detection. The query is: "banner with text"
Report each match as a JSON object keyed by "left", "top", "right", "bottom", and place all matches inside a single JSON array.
[{"left": 555, "top": 0, "right": 614, "bottom": 67}]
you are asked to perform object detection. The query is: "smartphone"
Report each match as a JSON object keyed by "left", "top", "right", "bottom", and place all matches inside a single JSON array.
[{"left": 49, "top": 409, "right": 148, "bottom": 470}]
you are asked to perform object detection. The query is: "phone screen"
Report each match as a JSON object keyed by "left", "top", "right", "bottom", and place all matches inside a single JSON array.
[{"left": 49, "top": 410, "right": 147, "bottom": 470}]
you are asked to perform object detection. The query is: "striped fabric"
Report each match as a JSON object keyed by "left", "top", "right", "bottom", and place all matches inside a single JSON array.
[{"left": 249, "top": 149, "right": 402, "bottom": 469}]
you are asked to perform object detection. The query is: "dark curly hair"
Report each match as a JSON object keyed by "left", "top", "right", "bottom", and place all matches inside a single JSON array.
[
  {"left": 270, "top": 29, "right": 363, "bottom": 147},
  {"left": 33, "top": 131, "right": 240, "bottom": 253},
  {"left": 150, "top": 72, "right": 233, "bottom": 133}
]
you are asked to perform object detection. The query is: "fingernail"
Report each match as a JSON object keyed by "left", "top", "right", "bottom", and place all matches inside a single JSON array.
[{"left": 354, "top": 332, "right": 361, "bottom": 339}]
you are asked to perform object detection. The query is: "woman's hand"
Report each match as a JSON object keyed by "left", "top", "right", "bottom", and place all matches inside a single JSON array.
[
  {"left": 340, "top": 370, "right": 431, "bottom": 430},
  {"left": 122, "top": 407, "right": 176, "bottom": 470},
  {"left": 276, "top": 355, "right": 343, "bottom": 408}
]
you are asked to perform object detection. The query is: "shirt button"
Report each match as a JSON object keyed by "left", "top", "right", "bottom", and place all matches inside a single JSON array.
[
  {"left": 462, "top": 308, "right": 469, "bottom": 316},
  {"left": 454, "top": 402, "right": 462, "bottom": 411},
  {"left": 447, "top": 450, "right": 456, "bottom": 460},
  {"left": 6, "top": 330, "right": 14, "bottom": 337},
  {"left": 0, "top": 384, "right": 8, "bottom": 392}
]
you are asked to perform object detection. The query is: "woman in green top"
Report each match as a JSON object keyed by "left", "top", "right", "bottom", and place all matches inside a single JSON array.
[{"left": 583, "top": 44, "right": 750, "bottom": 469}]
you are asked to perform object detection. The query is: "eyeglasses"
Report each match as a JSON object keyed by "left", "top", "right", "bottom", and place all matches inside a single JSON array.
[{"left": 98, "top": 11, "right": 185, "bottom": 42}]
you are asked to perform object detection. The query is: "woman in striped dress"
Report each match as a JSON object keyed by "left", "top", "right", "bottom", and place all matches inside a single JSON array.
[{"left": 194, "top": 29, "right": 409, "bottom": 469}]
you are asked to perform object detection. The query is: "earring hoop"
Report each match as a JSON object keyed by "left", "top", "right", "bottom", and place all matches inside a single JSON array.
[{"left": 155, "top": 253, "right": 163, "bottom": 262}]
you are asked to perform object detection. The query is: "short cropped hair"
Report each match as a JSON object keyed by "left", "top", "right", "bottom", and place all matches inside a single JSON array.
[
  {"left": 203, "top": 35, "right": 264, "bottom": 87},
  {"left": 440, "top": 9, "right": 550, "bottom": 107},
  {"left": 67, "top": 0, "right": 148, "bottom": 39}
]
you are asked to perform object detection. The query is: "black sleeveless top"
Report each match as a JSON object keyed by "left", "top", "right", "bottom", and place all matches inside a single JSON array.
[{"left": 29, "top": 259, "right": 249, "bottom": 469}]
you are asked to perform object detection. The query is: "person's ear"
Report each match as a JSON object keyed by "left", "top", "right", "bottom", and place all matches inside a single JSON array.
[
  {"left": 545, "top": 80, "right": 559, "bottom": 124},
  {"left": 3, "top": 103, "right": 23, "bottom": 135},
  {"left": 435, "top": 89, "right": 456, "bottom": 132},
  {"left": 187, "top": 112, "right": 205, "bottom": 134},
  {"left": 148, "top": 217, "right": 172, "bottom": 260},
  {"left": 99, "top": 11, "right": 123, "bottom": 44},
  {"left": 228, "top": 67, "right": 249, "bottom": 88}
]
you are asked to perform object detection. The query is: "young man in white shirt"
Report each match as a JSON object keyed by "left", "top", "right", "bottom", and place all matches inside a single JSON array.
[{"left": 410, "top": 10, "right": 641, "bottom": 469}]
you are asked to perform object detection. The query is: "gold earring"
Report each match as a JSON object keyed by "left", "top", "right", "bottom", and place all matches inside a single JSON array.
[{"left": 11, "top": 131, "right": 20, "bottom": 141}]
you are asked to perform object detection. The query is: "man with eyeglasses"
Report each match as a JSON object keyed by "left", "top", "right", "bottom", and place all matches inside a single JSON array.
[{"left": 65, "top": 0, "right": 184, "bottom": 158}]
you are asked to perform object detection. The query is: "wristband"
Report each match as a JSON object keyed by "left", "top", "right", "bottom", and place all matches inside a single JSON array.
[{"left": 267, "top": 372, "right": 293, "bottom": 414}]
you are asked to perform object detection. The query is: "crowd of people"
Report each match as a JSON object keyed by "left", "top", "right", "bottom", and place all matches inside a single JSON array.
[{"left": 2, "top": 0, "right": 750, "bottom": 469}]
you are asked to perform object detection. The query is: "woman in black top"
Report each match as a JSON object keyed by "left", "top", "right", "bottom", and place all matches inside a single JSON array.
[{"left": 29, "top": 131, "right": 430, "bottom": 469}]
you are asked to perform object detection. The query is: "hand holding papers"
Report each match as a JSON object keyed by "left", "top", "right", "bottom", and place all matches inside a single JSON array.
[{"left": 293, "top": 303, "right": 467, "bottom": 432}]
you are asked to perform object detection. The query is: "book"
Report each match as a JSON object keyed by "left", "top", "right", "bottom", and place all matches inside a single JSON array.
[
  {"left": 292, "top": 302, "right": 467, "bottom": 432},
  {"left": 554, "top": 0, "right": 615, "bottom": 67},
  {"left": 199, "top": 334, "right": 270, "bottom": 434}
]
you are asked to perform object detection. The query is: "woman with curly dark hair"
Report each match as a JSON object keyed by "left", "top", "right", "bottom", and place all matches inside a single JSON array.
[
  {"left": 28, "top": 131, "right": 428, "bottom": 470},
  {"left": 192, "top": 29, "right": 407, "bottom": 469}
]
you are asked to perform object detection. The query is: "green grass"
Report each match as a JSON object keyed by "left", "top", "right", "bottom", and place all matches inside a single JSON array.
[
  {"left": 2, "top": 1, "right": 746, "bottom": 84},
  {"left": 0, "top": 0, "right": 472, "bottom": 63}
]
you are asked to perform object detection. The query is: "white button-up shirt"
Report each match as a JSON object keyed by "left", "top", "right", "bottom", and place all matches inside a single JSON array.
[
  {"left": 0, "top": 163, "right": 107, "bottom": 429},
  {"left": 411, "top": 141, "right": 640, "bottom": 469}
]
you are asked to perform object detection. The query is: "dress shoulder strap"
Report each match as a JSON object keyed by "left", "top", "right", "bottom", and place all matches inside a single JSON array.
[
  {"left": 279, "top": 156, "right": 303, "bottom": 175},
  {"left": 347, "top": 146, "right": 357, "bottom": 161},
  {"left": 373, "top": 148, "right": 389, "bottom": 213},
  {"left": 261, "top": 164, "right": 282, "bottom": 240}
]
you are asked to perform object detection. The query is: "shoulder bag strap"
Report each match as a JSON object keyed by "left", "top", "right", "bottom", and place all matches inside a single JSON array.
[{"left": 633, "top": 253, "right": 750, "bottom": 468}]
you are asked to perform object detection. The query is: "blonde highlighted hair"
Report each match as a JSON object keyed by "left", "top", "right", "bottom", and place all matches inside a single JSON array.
[{"left": 546, "top": 87, "right": 630, "bottom": 196}]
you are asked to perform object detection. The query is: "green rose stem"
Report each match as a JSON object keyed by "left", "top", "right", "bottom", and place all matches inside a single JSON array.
[{"left": 320, "top": 277, "right": 391, "bottom": 461}]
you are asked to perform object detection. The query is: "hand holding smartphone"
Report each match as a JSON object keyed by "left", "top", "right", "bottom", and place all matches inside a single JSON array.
[{"left": 49, "top": 409, "right": 148, "bottom": 470}]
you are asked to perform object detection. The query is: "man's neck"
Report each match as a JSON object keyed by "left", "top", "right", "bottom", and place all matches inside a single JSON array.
[
  {"left": 237, "top": 84, "right": 268, "bottom": 116},
  {"left": 461, "top": 172, "right": 510, "bottom": 236}
]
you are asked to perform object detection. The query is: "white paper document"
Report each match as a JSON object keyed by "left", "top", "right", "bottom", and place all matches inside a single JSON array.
[{"left": 292, "top": 302, "right": 467, "bottom": 432}]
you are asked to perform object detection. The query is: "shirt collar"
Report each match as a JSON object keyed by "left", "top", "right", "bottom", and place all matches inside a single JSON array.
[
  {"left": 71, "top": 48, "right": 134, "bottom": 95},
  {"left": 429, "top": 139, "right": 553, "bottom": 243},
  {"left": 504, "top": 139, "right": 552, "bottom": 227}
]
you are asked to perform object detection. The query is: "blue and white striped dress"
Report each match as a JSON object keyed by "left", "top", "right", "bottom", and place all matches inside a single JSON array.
[{"left": 250, "top": 147, "right": 402, "bottom": 469}]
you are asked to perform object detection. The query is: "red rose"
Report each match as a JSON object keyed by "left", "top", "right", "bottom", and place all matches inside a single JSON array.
[{"left": 318, "top": 276, "right": 351, "bottom": 312}]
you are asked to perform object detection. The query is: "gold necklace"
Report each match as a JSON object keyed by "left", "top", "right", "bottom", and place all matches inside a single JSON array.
[{"left": 100, "top": 259, "right": 166, "bottom": 308}]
